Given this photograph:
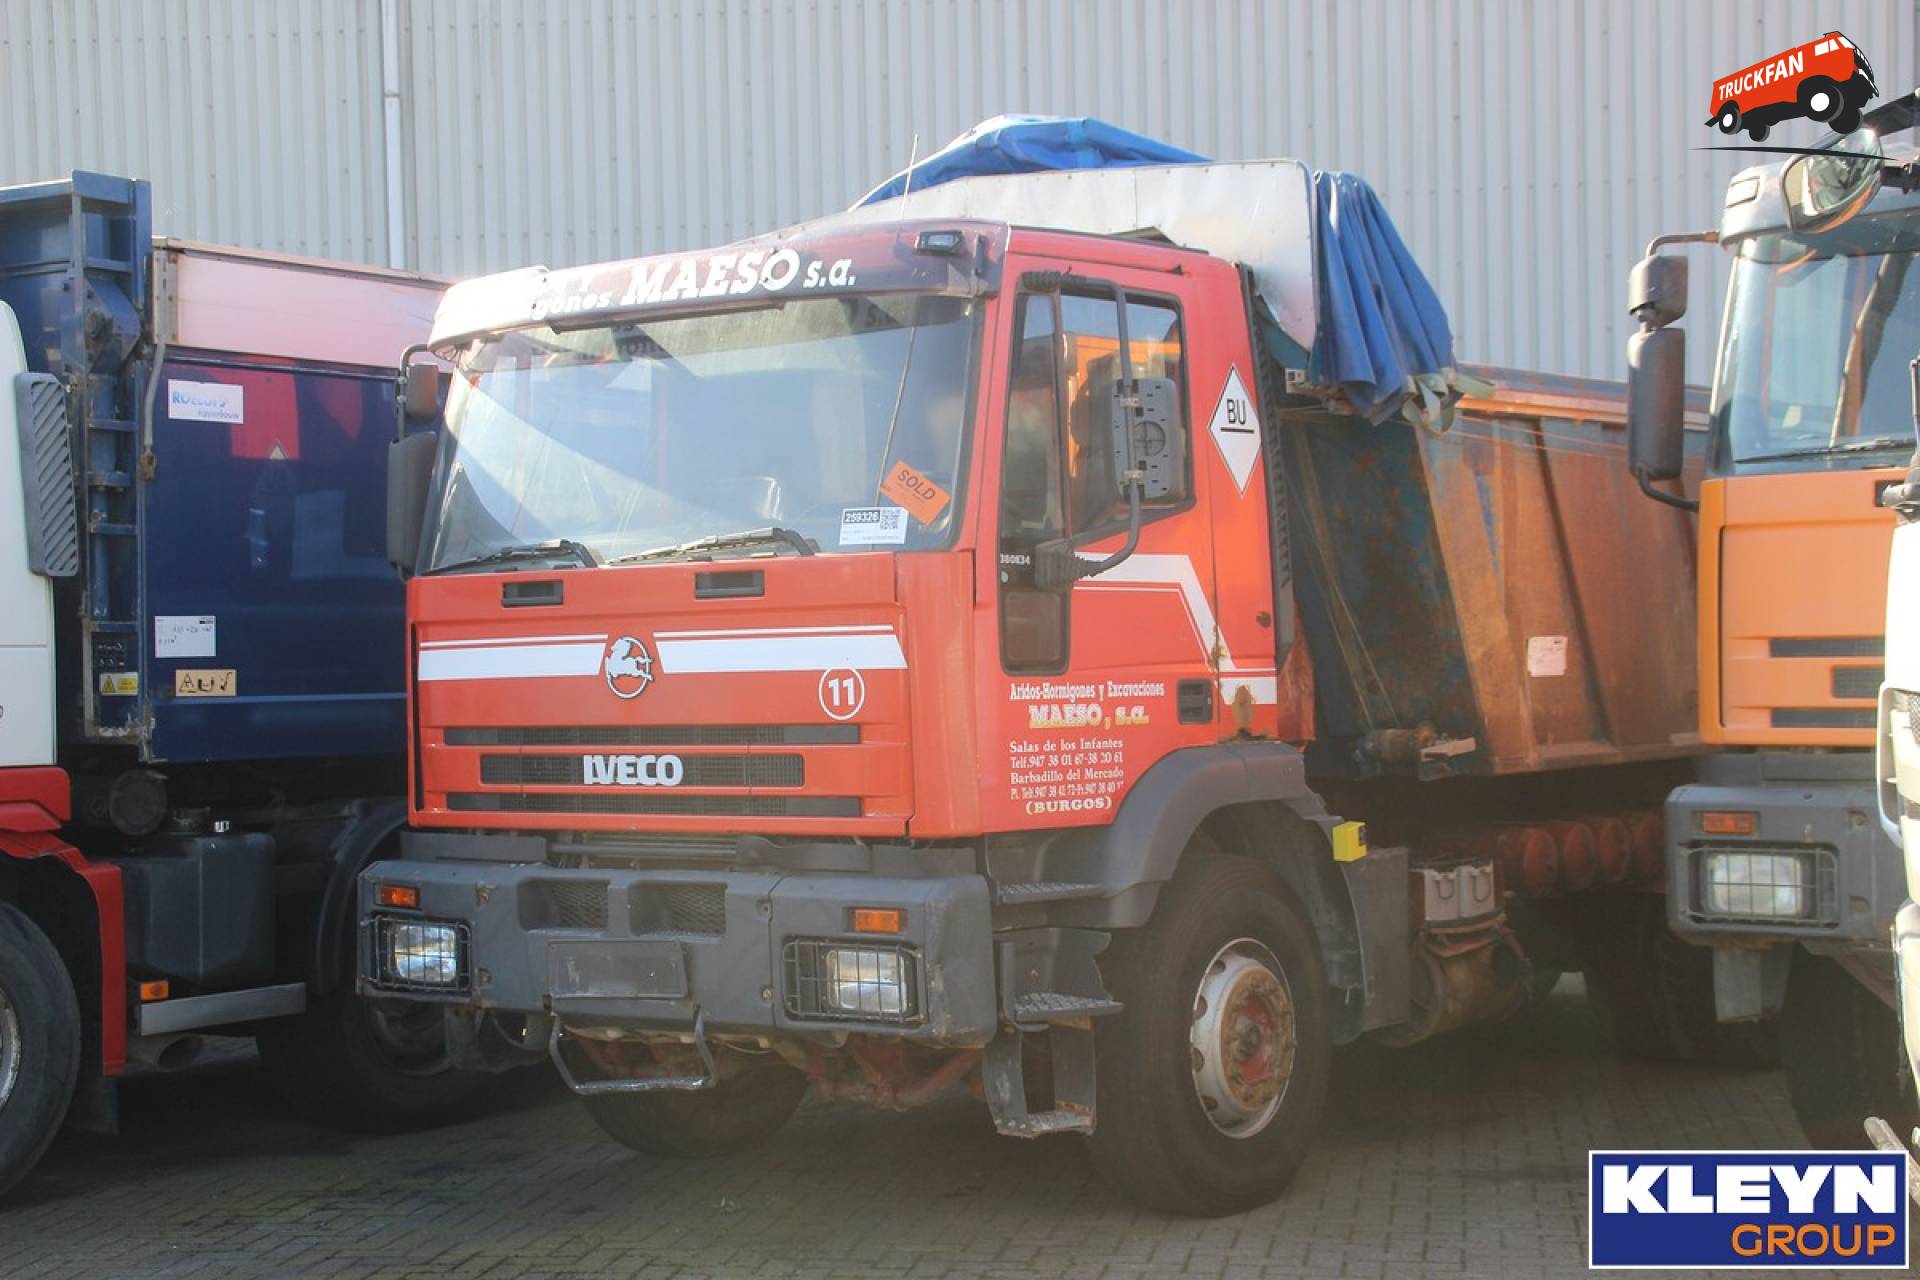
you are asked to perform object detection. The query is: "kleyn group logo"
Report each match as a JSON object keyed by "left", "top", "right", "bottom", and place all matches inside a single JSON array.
[
  {"left": 1705, "top": 31, "right": 1879, "bottom": 141},
  {"left": 1590, "top": 1152, "right": 1908, "bottom": 1269}
]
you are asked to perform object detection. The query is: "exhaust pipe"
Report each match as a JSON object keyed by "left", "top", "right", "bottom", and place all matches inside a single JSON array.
[{"left": 128, "top": 1034, "right": 205, "bottom": 1071}]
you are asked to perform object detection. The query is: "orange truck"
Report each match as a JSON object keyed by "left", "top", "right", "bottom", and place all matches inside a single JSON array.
[
  {"left": 1628, "top": 93, "right": 1920, "bottom": 1145},
  {"left": 360, "top": 159, "right": 1708, "bottom": 1216}
]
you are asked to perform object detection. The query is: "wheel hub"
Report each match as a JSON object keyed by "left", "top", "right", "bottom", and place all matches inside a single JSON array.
[
  {"left": 0, "top": 980, "right": 20, "bottom": 1111},
  {"left": 1189, "top": 940, "right": 1295, "bottom": 1138},
  {"left": 360, "top": 997, "right": 452, "bottom": 1078}
]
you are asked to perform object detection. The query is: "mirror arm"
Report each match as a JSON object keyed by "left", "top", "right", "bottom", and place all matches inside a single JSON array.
[
  {"left": 1635, "top": 468, "right": 1699, "bottom": 513},
  {"left": 1075, "top": 479, "right": 1144, "bottom": 578}
]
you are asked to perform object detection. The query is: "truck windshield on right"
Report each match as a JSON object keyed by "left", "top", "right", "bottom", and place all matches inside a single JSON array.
[{"left": 1630, "top": 92, "right": 1920, "bottom": 1145}]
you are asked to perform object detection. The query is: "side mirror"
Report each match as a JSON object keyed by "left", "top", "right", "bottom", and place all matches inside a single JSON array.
[
  {"left": 1627, "top": 327, "right": 1687, "bottom": 484},
  {"left": 1100, "top": 375, "right": 1183, "bottom": 501},
  {"left": 1784, "top": 128, "right": 1884, "bottom": 235},
  {"left": 402, "top": 361, "right": 442, "bottom": 425},
  {"left": 1625, "top": 252, "right": 1694, "bottom": 510},
  {"left": 386, "top": 432, "right": 438, "bottom": 575}
]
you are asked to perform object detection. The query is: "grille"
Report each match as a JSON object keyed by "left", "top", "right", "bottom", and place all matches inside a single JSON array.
[
  {"left": 1770, "top": 636, "right": 1884, "bottom": 658},
  {"left": 1770, "top": 707, "right": 1876, "bottom": 730},
  {"left": 519, "top": 880, "right": 610, "bottom": 930},
  {"left": 448, "top": 724, "right": 858, "bottom": 747},
  {"left": 480, "top": 754, "right": 804, "bottom": 788},
  {"left": 626, "top": 884, "right": 729, "bottom": 936},
  {"left": 782, "top": 938, "right": 922, "bottom": 1023},
  {"left": 450, "top": 792, "right": 859, "bottom": 817},
  {"left": 1831, "top": 666, "right": 1885, "bottom": 699}
]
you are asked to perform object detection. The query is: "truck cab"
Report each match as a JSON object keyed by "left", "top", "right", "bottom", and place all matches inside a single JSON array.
[{"left": 1629, "top": 95, "right": 1920, "bottom": 1143}]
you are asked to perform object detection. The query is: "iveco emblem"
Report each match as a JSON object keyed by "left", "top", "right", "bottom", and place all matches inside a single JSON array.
[{"left": 604, "top": 636, "right": 655, "bottom": 699}]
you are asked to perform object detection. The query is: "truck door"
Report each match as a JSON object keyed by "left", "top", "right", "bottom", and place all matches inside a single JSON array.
[{"left": 982, "top": 255, "right": 1230, "bottom": 830}]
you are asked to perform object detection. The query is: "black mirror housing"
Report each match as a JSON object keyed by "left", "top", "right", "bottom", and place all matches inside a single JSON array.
[
  {"left": 402, "top": 362, "right": 442, "bottom": 425},
  {"left": 1628, "top": 255, "right": 1688, "bottom": 328},
  {"left": 386, "top": 432, "right": 438, "bottom": 575},
  {"left": 1627, "top": 326, "right": 1687, "bottom": 483}
]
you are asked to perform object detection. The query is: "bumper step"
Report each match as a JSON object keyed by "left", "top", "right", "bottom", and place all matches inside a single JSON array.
[
  {"left": 1012, "top": 991, "right": 1122, "bottom": 1024},
  {"left": 995, "top": 880, "right": 1102, "bottom": 905},
  {"left": 984, "top": 1025, "right": 1097, "bottom": 1138}
]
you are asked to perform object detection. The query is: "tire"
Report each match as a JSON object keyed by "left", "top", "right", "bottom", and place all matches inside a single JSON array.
[
  {"left": 258, "top": 982, "right": 490, "bottom": 1132},
  {"left": 0, "top": 904, "right": 80, "bottom": 1200},
  {"left": 1084, "top": 850, "right": 1330, "bottom": 1217},
  {"left": 1717, "top": 103, "right": 1741, "bottom": 135},
  {"left": 1576, "top": 893, "right": 1779, "bottom": 1068},
  {"left": 1833, "top": 106, "right": 1863, "bottom": 136},
  {"left": 1798, "top": 76, "right": 1843, "bottom": 121},
  {"left": 582, "top": 1062, "right": 807, "bottom": 1158},
  {"left": 1747, "top": 121, "right": 1771, "bottom": 142},
  {"left": 1779, "top": 953, "right": 1917, "bottom": 1149}
]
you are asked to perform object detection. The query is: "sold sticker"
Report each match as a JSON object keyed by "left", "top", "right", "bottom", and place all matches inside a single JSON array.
[{"left": 880, "top": 460, "right": 951, "bottom": 524}]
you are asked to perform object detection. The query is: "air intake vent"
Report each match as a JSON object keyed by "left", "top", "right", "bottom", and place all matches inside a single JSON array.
[
  {"left": 1770, "top": 636, "right": 1884, "bottom": 659},
  {"left": 450, "top": 793, "right": 859, "bottom": 818},
  {"left": 448, "top": 724, "right": 858, "bottom": 747},
  {"left": 630, "top": 884, "right": 728, "bottom": 936},
  {"left": 1770, "top": 707, "right": 1876, "bottom": 730},
  {"left": 1831, "top": 666, "right": 1884, "bottom": 700},
  {"left": 481, "top": 754, "right": 804, "bottom": 788},
  {"left": 519, "top": 880, "right": 610, "bottom": 930}
]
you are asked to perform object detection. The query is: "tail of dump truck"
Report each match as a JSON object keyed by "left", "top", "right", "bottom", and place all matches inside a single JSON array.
[{"left": 0, "top": 172, "right": 483, "bottom": 1201}]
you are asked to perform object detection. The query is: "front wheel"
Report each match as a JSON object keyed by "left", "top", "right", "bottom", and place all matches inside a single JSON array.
[
  {"left": 258, "top": 984, "right": 490, "bottom": 1132},
  {"left": 0, "top": 904, "right": 80, "bottom": 1200},
  {"left": 1799, "top": 76, "right": 1844, "bottom": 121},
  {"left": 583, "top": 1062, "right": 808, "bottom": 1158},
  {"left": 1779, "top": 953, "right": 1916, "bottom": 1149},
  {"left": 1085, "top": 850, "right": 1330, "bottom": 1217}
]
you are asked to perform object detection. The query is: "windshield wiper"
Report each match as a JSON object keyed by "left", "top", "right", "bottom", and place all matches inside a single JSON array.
[
  {"left": 428, "top": 539, "right": 599, "bottom": 575},
  {"left": 1743, "top": 436, "right": 1911, "bottom": 462},
  {"left": 609, "top": 526, "right": 818, "bottom": 565}
]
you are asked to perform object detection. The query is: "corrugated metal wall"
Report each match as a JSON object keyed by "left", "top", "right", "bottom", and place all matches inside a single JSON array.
[{"left": 3, "top": 0, "right": 1917, "bottom": 380}]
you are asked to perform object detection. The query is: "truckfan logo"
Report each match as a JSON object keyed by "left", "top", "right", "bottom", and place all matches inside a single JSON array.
[
  {"left": 1589, "top": 1151, "right": 1907, "bottom": 1269},
  {"left": 604, "top": 636, "right": 655, "bottom": 699},
  {"left": 1707, "top": 32, "right": 1878, "bottom": 141}
]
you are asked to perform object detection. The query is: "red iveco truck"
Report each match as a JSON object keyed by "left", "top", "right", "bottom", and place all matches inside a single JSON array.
[{"left": 362, "top": 160, "right": 1705, "bottom": 1215}]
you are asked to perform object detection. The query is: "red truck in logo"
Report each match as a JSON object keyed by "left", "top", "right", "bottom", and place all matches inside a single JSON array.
[{"left": 1708, "top": 31, "right": 1877, "bottom": 140}]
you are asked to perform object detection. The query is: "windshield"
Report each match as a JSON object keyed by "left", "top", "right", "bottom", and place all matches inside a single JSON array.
[
  {"left": 1714, "top": 217, "right": 1920, "bottom": 470},
  {"left": 421, "top": 292, "right": 980, "bottom": 571}
]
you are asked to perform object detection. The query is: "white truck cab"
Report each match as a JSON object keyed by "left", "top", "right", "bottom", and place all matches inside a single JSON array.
[{"left": 0, "top": 301, "right": 58, "bottom": 769}]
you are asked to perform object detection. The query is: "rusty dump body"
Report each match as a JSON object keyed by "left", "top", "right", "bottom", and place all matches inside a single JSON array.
[{"left": 1283, "top": 364, "right": 1707, "bottom": 783}]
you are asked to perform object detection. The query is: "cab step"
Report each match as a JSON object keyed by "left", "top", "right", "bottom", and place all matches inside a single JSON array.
[
  {"left": 994, "top": 880, "right": 1103, "bottom": 906},
  {"left": 984, "top": 1024, "right": 1097, "bottom": 1138}
]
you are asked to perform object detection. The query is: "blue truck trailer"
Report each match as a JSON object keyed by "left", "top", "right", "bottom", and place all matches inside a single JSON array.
[{"left": 0, "top": 172, "right": 477, "bottom": 1198}]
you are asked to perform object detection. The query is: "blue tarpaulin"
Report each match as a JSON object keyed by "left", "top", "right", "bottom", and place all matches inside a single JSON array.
[
  {"left": 857, "top": 116, "right": 1455, "bottom": 424},
  {"left": 855, "top": 114, "right": 1206, "bottom": 206}
]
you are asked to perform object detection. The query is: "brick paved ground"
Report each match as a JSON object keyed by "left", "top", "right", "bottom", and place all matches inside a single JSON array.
[{"left": 0, "top": 982, "right": 1905, "bottom": 1279}]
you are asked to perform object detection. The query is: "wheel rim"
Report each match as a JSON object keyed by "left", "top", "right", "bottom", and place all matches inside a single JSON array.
[
  {"left": 359, "top": 997, "right": 453, "bottom": 1078},
  {"left": 1189, "top": 938, "right": 1296, "bottom": 1139},
  {"left": 0, "top": 980, "right": 20, "bottom": 1111},
  {"left": 1809, "top": 90, "right": 1833, "bottom": 115}
]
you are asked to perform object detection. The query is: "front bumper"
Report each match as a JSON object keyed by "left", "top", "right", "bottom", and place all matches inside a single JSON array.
[
  {"left": 357, "top": 832, "right": 999, "bottom": 1045},
  {"left": 1666, "top": 755, "right": 1902, "bottom": 950}
]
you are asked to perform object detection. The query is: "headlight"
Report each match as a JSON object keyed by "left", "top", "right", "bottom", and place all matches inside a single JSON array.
[
  {"left": 782, "top": 939, "right": 920, "bottom": 1023},
  {"left": 826, "top": 947, "right": 908, "bottom": 1016},
  {"left": 373, "top": 917, "right": 468, "bottom": 991},
  {"left": 1702, "top": 850, "right": 1814, "bottom": 920}
]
